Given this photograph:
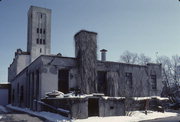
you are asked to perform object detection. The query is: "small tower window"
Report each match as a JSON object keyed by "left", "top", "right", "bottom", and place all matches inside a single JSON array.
[
  {"left": 43, "top": 39, "right": 45, "bottom": 44},
  {"left": 37, "top": 28, "right": 39, "bottom": 33},
  {"left": 40, "top": 48, "right": 42, "bottom": 53},
  {"left": 41, "top": 14, "right": 42, "bottom": 18},
  {"left": 40, "top": 29, "right": 42, "bottom": 34},
  {"left": 40, "top": 39, "right": 42, "bottom": 44},
  {"left": 36, "top": 38, "right": 39, "bottom": 44},
  {"left": 43, "top": 29, "right": 46, "bottom": 34}
]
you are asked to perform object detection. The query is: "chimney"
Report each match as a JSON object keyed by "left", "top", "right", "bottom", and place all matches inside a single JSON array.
[{"left": 100, "top": 49, "right": 107, "bottom": 61}]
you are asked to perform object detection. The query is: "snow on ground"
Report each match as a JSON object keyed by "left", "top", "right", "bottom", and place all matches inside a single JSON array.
[
  {"left": 74, "top": 111, "right": 178, "bottom": 122},
  {"left": 6, "top": 105, "right": 178, "bottom": 122},
  {"left": 7, "top": 105, "right": 70, "bottom": 122}
]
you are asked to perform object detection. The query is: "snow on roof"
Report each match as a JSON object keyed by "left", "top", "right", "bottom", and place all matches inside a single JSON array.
[
  {"left": 0, "top": 105, "right": 8, "bottom": 113},
  {"left": 133, "top": 96, "right": 169, "bottom": 101},
  {"left": 102, "top": 96, "right": 125, "bottom": 100}
]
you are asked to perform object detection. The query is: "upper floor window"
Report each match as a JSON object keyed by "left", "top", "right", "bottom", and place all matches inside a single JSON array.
[
  {"left": 36, "top": 38, "right": 39, "bottom": 44},
  {"left": 40, "top": 29, "right": 42, "bottom": 34},
  {"left": 43, "top": 39, "right": 45, "bottom": 44},
  {"left": 151, "top": 75, "right": 157, "bottom": 90},
  {"left": 40, "top": 39, "right": 42, "bottom": 44},
  {"left": 125, "top": 72, "right": 133, "bottom": 88},
  {"left": 43, "top": 29, "right": 46, "bottom": 34},
  {"left": 37, "top": 28, "right": 39, "bottom": 33}
]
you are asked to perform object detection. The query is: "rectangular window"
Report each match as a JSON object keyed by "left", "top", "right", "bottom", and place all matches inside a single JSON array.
[
  {"left": 36, "top": 38, "right": 39, "bottom": 44},
  {"left": 43, "top": 39, "right": 45, "bottom": 44},
  {"left": 97, "top": 71, "right": 107, "bottom": 94},
  {"left": 125, "top": 72, "right": 133, "bottom": 88},
  {"left": 37, "top": 28, "right": 39, "bottom": 33},
  {"left": 43, "top": 29, "right": 46, "bottom": 34},
  {"left": 40, "top": 39, "right": 42, "bottom": 44},
  {"left": 40, "top": 29, "right": 42, "bottom": 34},
  {"left": 151, "top": 75, "right": 157, "bottom": 90}
]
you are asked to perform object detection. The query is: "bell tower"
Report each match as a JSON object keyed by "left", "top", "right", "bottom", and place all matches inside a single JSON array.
[{"left": 27, "top": 6, "right": 51, "bottom": 62}]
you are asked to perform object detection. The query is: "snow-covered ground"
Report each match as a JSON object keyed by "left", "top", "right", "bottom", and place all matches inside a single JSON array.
[
  {"left": 74, "top": 111, "right": 177, "bottom": 122},
  {"left": 6, "top": 105, "right": 178, "bottom": 122},
  {"left": 0, "top": 105, "right": 8, "bottom": 120},
  {"left": 7, "top": 105, "right": 70, "bottom": 122}
]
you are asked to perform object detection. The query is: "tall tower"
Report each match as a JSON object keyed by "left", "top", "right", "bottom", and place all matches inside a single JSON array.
[{"left": 27, "top": 6, "right": 51, "bottom": 62}]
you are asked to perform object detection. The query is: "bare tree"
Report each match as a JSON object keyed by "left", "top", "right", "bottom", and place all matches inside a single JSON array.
[
  {"left": 120, "top": 51, "right": 151, "bottom": 65},
  {"left": 137, "top": 53, "right": 151, "bottom": 65},
  {"left": 120, "top": 50, "right": 138, "bottom": 64}
]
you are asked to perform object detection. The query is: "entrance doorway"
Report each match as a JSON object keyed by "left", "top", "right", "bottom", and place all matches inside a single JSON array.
[
  {"left": 88, "top": 98, "right": 99, "bottom": 116},
  {"left": 58, "top": 69, "right": 69, "bottom": 93}
]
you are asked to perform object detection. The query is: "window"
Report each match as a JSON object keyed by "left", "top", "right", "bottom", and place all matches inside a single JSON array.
[
  {"left": 12, "top": 89, "right": 15, "bottom": 103},
  {"left": 43, "top": 39, "right": 45, "bottom": 44},
  {"left": 37, "top": 28, "right": 39, "bottom": 33},
  {"left": 40, "top": 39, "right": 42, "bottom": 44},
  {"left": 125, "top": 72, "right": 133, "bottom": 88},
  {"left": 97, "top": 71, "right": 107, "bottom": 94},
  {"left": 36, "top": 38, "right": 39, "bottom": 44},
  {"left": 40, "top": 48, "right": 42, "bottom": 53},
  {"left": 151, "top": 75, "right": 157, "bottom": 90},
  {"left": 43, "top": 29, "right": 46, "bottom": 34},
  {"left": 40, "top": 29, "right": 42, "bottom": 34},
  {"left": 20, "top": 86, "right": 24, "bottom": 105},
  {"left": 41, "top": 14, "right": 42, "bottom": 18}
]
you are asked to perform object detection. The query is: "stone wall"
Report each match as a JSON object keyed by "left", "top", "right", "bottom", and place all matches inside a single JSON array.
[
  {"left": 99, "top": 97, "right": 125, "bottom": 117},
  {"left": 75, "top": 30, "right": 98, "bottom": 94}
]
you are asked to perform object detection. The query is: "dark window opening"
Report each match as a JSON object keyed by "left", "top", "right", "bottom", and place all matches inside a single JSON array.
[
  {"left": 110, "top": 106, "right": 114, "bottom": 109},
  {"left": 58, "top": 69, "right": 69, "bottom": 94},
  {"left": 43, "top": 39, "right": 45, "bottom": 44},
  {"left": 17, "top": 83, "right": 19, "bottom": 96},
  {"left": 35, "top": 70, "right": 39, "bottom": 110},
  {"left": 31, "top": 72, "right": 34, "bottom": 108},
  {"left": 40, "top": 39, "right": 42, "bottom": 44},
  {"left": 97, "top": 71, "right": 107, "bottom": 95},
  {"left": 37, "top": 28, "right": 39, "bottom": 33},
  {"left": 40, "top": 28, "right": 42, "bottom": 34},
  {"left": 36, "top": 38, "right": 39, "bottom": 44},
  {"left": 40, "top": 48, "right": 42, "bottom": 53},
  {"left": 20, "top": 86, "right": 24, "bottom": 106},
  {"left": 88, "top": 98, "right": 99, "bottom": 116},
  {"left": 12, "top": 89, "right": 15, "bottom": 104},
  {"left": 151, "top": 75, "right": 157, "bottom": 90},
  {"left": 43, "top": 29, "right": 46, "bottom": 34},
  {"left": 125, "top": 72, "right": 133, "bottom": 88},
  {"left": 41, "top": 14, "right": 42, "bottom": 18}
]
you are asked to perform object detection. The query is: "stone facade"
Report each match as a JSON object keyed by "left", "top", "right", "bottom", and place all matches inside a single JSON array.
[{"left": 8, "top": 6, "right": 163, "bottom": 119}]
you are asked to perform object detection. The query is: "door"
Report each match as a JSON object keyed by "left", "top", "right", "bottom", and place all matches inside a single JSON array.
[
  {"left": 58, "top": 69, "right": 69, "bottom": 93},
  {"left": 88, "top": 98, "right": 99, "bottom": 116}
]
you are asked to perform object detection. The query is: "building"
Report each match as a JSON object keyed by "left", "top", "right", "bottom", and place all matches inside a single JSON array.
[
  {"left": 8, "top": 6, "right": 163, "bottom": 119},
  {"left": 0, "top": 83, "right": 11, "bottom": 105}
]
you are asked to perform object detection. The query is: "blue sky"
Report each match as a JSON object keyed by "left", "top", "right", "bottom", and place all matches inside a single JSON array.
[{"left": 1, "top": 0, "right": 180, "bottom": 82}]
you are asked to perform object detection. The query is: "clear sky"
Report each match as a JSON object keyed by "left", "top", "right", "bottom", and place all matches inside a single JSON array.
[{"left": 1, "top": 0, "right": 180, "bottom": 82}]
